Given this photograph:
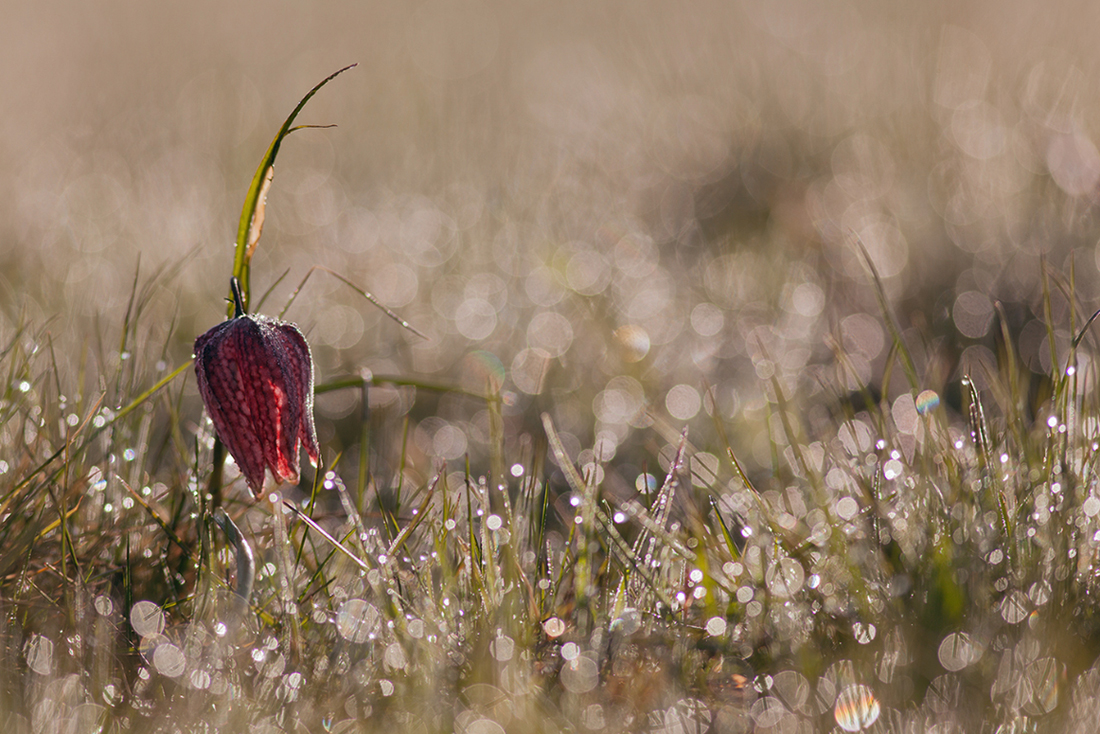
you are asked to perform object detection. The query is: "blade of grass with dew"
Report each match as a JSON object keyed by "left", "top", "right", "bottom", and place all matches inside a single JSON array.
[
  {"left": 278, "top": 265, "right": 427, "bottom": 341},
  {"left": 385, "top": 472, "right": 439, "bottom": 561},
  {"left": 541, "top": 412, "right": 600, "bottom": 627}
]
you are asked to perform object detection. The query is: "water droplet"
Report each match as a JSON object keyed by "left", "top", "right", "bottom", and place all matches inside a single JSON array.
[
  {"left": 937, "top": 632, "right": 982, "bottom": 671},
  {"left": 853, "top": 622, "right": 876, "bottom": 644},
  {"left": 1000, "top": 590, "right": 1029, "bottom": 624},
  {"left": 94, "top": 596, "right": 114, "bottom": 616},
  {"left": 153, "top": 643, "right": 186, "bottom": 678},
  {"left": 486, "top": 514, "right": 502, "bottom": 531},
  {"left": 561, "top": 655, "right": 598, "bottom": 693},
  {"left": 543, "top": 617, "right": 566, "bottom": 638},
  {"left": 915, "top": 390, "right": 940, "bottom": 415},
  {"left": 384, "top": 642, "right": 408, "bottom": 670},
  {"left": 25, "top": 635, "right": 53, "bottom": 675},
  {"left": 706, "top": 617, "right": 727, "bottom": 636},
  {"left": 765, "top": 558, "right": 805, "bottom": 598},
  {"left": 834, "top": 684, "right": 880, "bottom": 731},
  {"left": 130, "top": 601, "right": 165, "bottom": 637},
  {"left": 336, "top": 599, "right": 380, "bottom": 643},
  {"left": 490, "top": 634, "right": 514, "bottom": 662}
]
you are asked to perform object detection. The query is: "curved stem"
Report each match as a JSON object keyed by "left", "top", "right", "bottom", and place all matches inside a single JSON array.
[
  {"left": 230, "top": 277, "right": 247, "bottom": 318},
  {"left": 214, "top": 508, "right": 255, "bottom": 601}
]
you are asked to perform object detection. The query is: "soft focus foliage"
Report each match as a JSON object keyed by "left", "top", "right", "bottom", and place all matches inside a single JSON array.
[{"left": 5, "top": 0, "right": 1100, "bottom": 731}]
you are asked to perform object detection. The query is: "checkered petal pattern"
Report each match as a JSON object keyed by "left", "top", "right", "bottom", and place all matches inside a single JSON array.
[{"left": 194, "top": 312, "right": 319, "bottom": 497}]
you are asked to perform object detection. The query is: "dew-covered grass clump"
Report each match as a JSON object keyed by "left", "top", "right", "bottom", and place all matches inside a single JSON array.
[{"left": 8, "top": 2, "right": 1100, "bottom": 732}]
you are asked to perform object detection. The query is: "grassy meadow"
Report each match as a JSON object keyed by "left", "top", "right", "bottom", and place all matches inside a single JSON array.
[{"left": 7, "top": 1, "right": 1100, "bottom": 731}]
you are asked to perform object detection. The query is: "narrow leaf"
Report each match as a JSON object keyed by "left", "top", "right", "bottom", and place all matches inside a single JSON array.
[{"left": 230, "top": 63, "right": 357, "bottom": 315}]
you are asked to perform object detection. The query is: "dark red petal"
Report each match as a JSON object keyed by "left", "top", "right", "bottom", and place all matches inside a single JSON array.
[
  {"left": 270, "top": 320, "right": 319, "bottom": 467},
  {"left": 195, "top": 320, "right": 268, "bottom": 493},
  {"left": 195, "top": 312, "right": 320, "bottom": 498}
]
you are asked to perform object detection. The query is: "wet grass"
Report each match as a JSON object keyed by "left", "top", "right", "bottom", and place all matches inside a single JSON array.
[
  {"left": 5, "top": 236, "right": 1100, "bottom": 733},
  {"left": 8, "top": 16, "right": 1100, "bottom": 730}
]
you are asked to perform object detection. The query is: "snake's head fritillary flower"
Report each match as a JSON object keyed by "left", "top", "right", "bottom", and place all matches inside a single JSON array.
[{"left": 194, "top": 281, "right": 319, "bottom": 498}]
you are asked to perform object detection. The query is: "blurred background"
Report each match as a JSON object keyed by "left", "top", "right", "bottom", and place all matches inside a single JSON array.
[{"left": 3, "top": 0, "right": 1100, "bottom": 487}]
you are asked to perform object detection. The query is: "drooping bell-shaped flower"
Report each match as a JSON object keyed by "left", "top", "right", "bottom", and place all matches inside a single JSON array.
[{"left": 194, "top": 280, "right": 319, "bottom": 497}]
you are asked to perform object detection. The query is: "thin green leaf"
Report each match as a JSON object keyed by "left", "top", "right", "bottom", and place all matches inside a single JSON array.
[{"left": 230, "top": 63, "right": 357, "bottom": 315}]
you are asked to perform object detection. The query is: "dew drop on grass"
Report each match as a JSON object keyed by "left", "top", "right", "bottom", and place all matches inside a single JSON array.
[
  {"left": 610, "top": 608, "right": 640, "bottom": 635},
  {"left": 915, "top": 389, "right": 940, "bottom": 414},
  {"left": 750, "top": 697, "right": 786, "bottom": 728},
  {"left": 490, "top": 633, "right": 514, "bottom": 662},
  {"left": 130, "top": 601, "right": 165, "bottom": 638},
  {"left": 384, "top": 642, "right": 408, "bottom": 670},
  {"left": 836, "top": 497, "right": 860, "bottom": 520},
  {"left": 853, "top": 622, "right": 876, "bottom": 644},
  {"left": 486, "top": 514, "right": 502, "bottom": 531},
  {"left": 510, "top": 463, "right": 524, "bottom": 477},
  {"left": 94, "top": 595, "right": 114, "bottom": 616},
  {"left": 18, "top": 381, "right": 29, "bottom": 393},
  {"left": 336, "top": 599, "right": 381, "bottom": 644},
  {"left": 25, "top": 634, "right": 53, "bottom": 675},
  {"left": 765, "top": 558, "right": 805, "bottom": 598},
  {"left": 561, "top": 654, "right": 599, "bottom": 693},
  {"left": 543, "top": 617, "right": 566, "bottom": 638},
  {"left": 582, "top": 703, "right": 606, "bottom": 731},
  {"left": 938, "top": 632, "right": 982, "bottom": 671},
  {"left": 153, "top": 643, "right": 186, "bottom": 678},
  {"left": 706, "top": 617, "right": 727, "bottom": 636},
  {"left": 1001, "top": 590, "right": 1029, "bottom": 624},
  {"left": 834, "top": 684, "right": 880, "bottom": 731}
]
